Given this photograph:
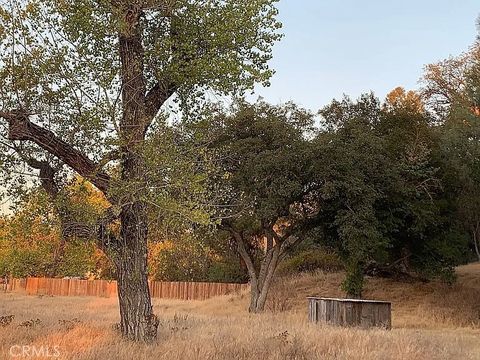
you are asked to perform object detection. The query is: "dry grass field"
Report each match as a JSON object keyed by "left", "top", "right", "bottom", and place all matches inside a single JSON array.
[{"left": 1, "top": 263, "right": 480, "bottom": 360}]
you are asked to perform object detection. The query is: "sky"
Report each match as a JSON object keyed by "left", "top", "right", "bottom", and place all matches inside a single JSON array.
[{"left": 253, "top": 0, "right": 479, "bottom": 111}]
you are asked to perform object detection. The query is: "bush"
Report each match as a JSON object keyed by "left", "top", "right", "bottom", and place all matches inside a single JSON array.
[
  {"left": 341, "top": 261, "right": 364, "bottom": 298},
  {"left": 149, "top": 239, "right": 211, "bottom": 282},
  {"left": 149, "top": 238, "right": 248, "bottom": 283},
  {"left": 56, "top": 240, "right": 97, "bottom": 278},
  {"left": 206, "top": 259, "right": 248, "bottom": 283},
  {"left": 277, "top": 248, "right": 343, "bottom": 275}
]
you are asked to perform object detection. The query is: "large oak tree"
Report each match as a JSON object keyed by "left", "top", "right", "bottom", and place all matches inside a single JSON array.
[{"left": 0, "top": 0, "right": 281, "bottom": 341}]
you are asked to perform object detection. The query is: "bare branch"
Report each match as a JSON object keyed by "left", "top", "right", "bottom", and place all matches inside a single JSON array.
[{"left": 1, "top": 110, "right": 110, "bottom": 193}]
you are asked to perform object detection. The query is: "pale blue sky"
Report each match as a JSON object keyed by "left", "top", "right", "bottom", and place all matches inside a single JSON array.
[{"left": 254, "top": 0, "right": 479, "bottom": 111}]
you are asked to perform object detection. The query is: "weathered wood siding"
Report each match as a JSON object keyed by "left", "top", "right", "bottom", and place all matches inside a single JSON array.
[{"left": 308, "top": 297, "right": 391, "bottom": 329}]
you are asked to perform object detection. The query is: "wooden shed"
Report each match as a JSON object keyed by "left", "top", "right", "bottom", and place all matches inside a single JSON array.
[{"left": 308, "top": 297, "right": 391, "bottom": 330}]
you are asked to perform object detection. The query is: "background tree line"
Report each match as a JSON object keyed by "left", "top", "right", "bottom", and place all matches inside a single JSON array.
[{"left": 3, "top": 50, "right": 480, "bottom": 308}]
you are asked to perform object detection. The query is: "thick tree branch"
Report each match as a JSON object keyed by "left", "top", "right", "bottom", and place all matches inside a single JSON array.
[
  {"left": 258, "top": 231, "right": 275, "bottom": 291},
  {"left": 60, "top": 206, "right": 120, "bottom": 251},
  {"left": 25, "top": 158, "right": 60, "bottom": 198},
  {"left": 220, "top": 223, "right": 258, "bottom": 282},
  {"left": 144, "top": 80, "right": 177, "bottom": 130},
  {"left": 279, "top": 235, "right": 299, "bottom": 254},
  {"left": 0, "top": 111, "right": 110, "bottom": 194},
  {"left": 10, "top": 142, "right": 61, "bottom": 198}
]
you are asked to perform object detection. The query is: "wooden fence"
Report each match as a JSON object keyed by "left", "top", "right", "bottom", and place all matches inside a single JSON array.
[{"left": 4, "top": 277, "right": 249, "bottom": 301}]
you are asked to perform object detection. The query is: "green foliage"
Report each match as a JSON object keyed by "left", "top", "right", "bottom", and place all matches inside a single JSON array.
[
  {"left": 0, "top": 187, "right": 109, "bottom": 279},
  {"left": 195, "top": 99, "right": 315, "bottom": 228},
  {"left": 56, "top": 240, "right": 97, "bottom": 278},
  {"left": 0, "top": 199, "right": 56, "bottom": 278},
  {"left": 138, "top": 121, "right": 213, "bottom": 229},
  {"left": 0, "top": 215, "right": 97, "bottom": 278},
  {"left": 341, "top": 261, "right": 365, "bottom": 298},
  {"left": 422, "top": 43, "right": 480, "bottom": 261},
  {"left": 311, "top": 91, "right": 471, "bottom": 295},
  {"left": 206, "top": 259, "right": 249, "bottom": 284},
  {"left": 149, "top": 237, "right": 211, "bottom": 282},
  {"left": 149, "top": 233, "right": 247, "bottom": 283},
  {"left": 143, "top": 0, "right": 283, "bottom": 111},
  {"left": 0, "top": 246, "right": 53, "bottom": 278},
  {"left": 277, "top": 248, "right": 343, "bottom": 275}
]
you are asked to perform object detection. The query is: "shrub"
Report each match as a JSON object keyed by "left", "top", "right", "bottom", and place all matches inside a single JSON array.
[
  {"left": 206, "top": 259, "right": 248, "bottom": 284},
  {"left": 341, "top": 261, "right": 364, "bottom": 298},
  {"left": 149, "top": 239, "right": 212, "bottom": 282},
  {"left": 56, "top": 240, "right": 97, "bottom": 278},
  {"left": 277, "top": 248, "right": 343, "bottom": 275}
]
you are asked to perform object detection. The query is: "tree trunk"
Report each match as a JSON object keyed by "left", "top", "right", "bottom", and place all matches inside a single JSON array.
[
  {"left": 473, "top": 225, "right": 480, "bottom": 261},
  {"left": 250, "top": 230, "right": 281, "bottom": 313},
  {"left": 248, "top": 258, "right": 279, "bottom": 312},
  {"left": 252, "top": 245, "right": 279, "bottom": 312},
  {"left": 229, "top": 228, "right": 281, "bottom": 313},
  {"left": 249, "top": 283, "right": 261, "bottom": 312},
  {"left": 115, "top": 6, "right": 158, "bottom": 341},
  {"left": 115, "top": 200, "right": 158, "bottom": 342},
  {"left": 230, "top": 230, "right": 262, "bottom": 312}
]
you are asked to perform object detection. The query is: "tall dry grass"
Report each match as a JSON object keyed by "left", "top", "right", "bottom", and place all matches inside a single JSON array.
[
  {"left": 268, "top": 262, "right": 480, "bottom": 329},
  {"left": 1, "top": 263, "right": 480, "bottom": 360}
]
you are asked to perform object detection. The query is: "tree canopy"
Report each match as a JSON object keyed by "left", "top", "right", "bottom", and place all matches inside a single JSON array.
[{"left": 0, "top": 0, "right": 282, "bottom": 341}]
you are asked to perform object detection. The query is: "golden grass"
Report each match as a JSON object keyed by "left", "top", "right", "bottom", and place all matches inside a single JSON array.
[{"left": 1, "top": 263, "right": 480, "bottom": 359}]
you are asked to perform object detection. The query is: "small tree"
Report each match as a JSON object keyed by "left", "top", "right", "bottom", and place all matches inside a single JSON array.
[{"left": 197, "top": 100, "right": 315, "bottom": 312}]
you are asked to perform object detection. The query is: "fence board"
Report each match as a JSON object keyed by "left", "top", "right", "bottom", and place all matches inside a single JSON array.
[{"left": 6, "top": 277, "right": 249, "bottom": 300}]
